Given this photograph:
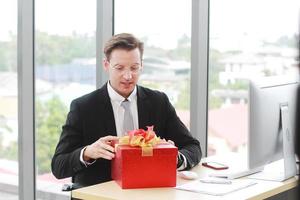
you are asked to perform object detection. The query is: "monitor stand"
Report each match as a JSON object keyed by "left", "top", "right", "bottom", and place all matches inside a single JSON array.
[{"left": 248, "top": 103, "right": 297, "bottom": 182}]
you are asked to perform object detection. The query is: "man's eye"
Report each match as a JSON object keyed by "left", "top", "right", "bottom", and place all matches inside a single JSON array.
[
  {"left": 115, "top": 66, "right": 123, "bottom": 70},
  {"left": 131, "top": 66, "right": 140, "bottom": 71}
]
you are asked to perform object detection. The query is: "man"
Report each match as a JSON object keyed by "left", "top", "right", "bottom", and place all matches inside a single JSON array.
[{"left": 51, "top": 33, "right": 202, "bottom": 187}]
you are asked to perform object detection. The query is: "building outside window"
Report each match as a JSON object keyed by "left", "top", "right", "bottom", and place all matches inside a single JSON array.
[{"left": 208, "top": 0, "right": 299, "bottom": 156}]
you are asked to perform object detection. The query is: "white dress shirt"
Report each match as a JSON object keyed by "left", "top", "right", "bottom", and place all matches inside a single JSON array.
[{"left": 107, "top": 82, "right": 139, "bottom": 136}]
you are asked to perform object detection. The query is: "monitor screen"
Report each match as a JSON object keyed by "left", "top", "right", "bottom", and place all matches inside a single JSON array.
[{"left": 248, "top": 77, "right": 298, "bottom": 171}]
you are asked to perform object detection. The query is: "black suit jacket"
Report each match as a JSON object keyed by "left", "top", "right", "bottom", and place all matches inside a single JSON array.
[{"left": 51, "top": 83, "right": 202, "bottom": 187}]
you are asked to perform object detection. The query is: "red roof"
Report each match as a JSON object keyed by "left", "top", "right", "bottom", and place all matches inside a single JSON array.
[
  {"left": 38, "top": 173, "right": 70, "bottom": 183},
  {"left": 0, "top": 159, "right": 70, "bottom": 184},
  {"left": 0, "top": 168, "right": 17, "bottom": 175},
  {"left": 208, "top": 104, "right": 248, "bottom": 148}
]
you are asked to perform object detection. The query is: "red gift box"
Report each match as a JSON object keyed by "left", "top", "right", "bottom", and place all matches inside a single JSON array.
[{"left": 111, "top": 142, "right": 178, "bottom": 189}]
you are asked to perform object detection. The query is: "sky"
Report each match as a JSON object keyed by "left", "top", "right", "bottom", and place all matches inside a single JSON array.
[
  {"left": 210, "top": 0, "right": 300, "bottom": 42},
  {"left": 0, "top": 0, "right": 299, "bottom": 49},
  {"left": 0, "top": 0, "right": 17, "bottom": 41},
  {"left": 114, "top": 0, "right": 192, "bottom": 49}
]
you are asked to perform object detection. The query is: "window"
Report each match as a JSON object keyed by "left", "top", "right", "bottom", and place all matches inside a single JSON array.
[
  {"left": 0, "top": 1, "right": 18, "bottom": 199},
  {"left": 114, "top": 0, "right": 192, "bottom": 128},
  {"left": 35, "top": 0, "right": 96, "bottom": 199},
  {"left": 208, "top": 0, "right": 299, "bottom": 156}
]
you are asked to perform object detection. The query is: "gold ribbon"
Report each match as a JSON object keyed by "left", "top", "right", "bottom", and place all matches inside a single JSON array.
[{"left": 117, "top": 126, "right": 161, "bottom": 156}]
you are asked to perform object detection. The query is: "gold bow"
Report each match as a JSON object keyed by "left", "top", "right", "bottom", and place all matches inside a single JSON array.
[{"left": 118, "top": 126, "right": 161, "bottom": 156}]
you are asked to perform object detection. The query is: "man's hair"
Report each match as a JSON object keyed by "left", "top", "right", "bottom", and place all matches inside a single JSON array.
[{"left": 104, "top": 33, "right": 144, "bottom": 61}]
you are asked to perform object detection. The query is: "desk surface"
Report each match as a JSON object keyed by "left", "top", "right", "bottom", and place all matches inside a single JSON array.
[{"left": 72, "top": 157, "right": 298, "bottom": 200}]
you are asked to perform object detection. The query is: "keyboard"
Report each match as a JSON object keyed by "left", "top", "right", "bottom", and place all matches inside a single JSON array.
[
  {"left": 247, "top": 171, "right": 286, "bottom": 182},
  {"left": 209, "top": 167, "right": 263, "bottom": 180}
]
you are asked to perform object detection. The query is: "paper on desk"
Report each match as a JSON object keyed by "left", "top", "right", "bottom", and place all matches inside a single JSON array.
[{"left": 175, "top": 179, "right": 257, "bottom": 196}]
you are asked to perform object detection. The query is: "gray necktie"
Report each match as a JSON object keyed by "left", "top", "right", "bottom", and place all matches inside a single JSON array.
[{"left": 121, "top": 99, "right": 134, "bottom": 135}]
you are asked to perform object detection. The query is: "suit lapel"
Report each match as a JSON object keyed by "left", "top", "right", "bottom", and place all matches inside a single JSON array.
[
  {"left": 99, "top": 84, "right": 152, "bottom": 135},
  {"left": 98, "top": 83, "right": 117, "bottom": 136},
  {"left": 137, "top": 86, "right": 152, "bottom": 129}
]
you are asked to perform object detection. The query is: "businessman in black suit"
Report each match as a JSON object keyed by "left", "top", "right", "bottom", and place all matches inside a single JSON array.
[{"left": 51, "top": 33, "right": 202, "bottom": 187}]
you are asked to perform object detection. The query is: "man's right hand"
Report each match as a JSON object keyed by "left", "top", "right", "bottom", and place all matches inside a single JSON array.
[{"left": 83, "top": 135, "right": 119, "bottom": 161}]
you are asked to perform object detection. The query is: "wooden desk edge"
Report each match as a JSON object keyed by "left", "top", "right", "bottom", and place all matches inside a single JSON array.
[
  {"left": 248, "top": 178, "right": 298, "bottom": 200},
  {"left": 72, "top": 189, "right": 114, "bottom": 200}
]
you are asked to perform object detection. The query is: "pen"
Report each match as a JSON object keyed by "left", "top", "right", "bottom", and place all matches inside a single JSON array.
[{"left": 199, "top": 179, "right": 232, "bottom": 184}]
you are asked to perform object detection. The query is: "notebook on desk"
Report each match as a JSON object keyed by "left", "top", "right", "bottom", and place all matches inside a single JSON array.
[{"left": 175, "top": 179, "right": 257, "bottom": 196}]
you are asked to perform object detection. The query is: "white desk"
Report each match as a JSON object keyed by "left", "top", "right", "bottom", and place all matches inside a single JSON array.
[{"left": 72, "top": 156, "right": 298, "bottom": 200}]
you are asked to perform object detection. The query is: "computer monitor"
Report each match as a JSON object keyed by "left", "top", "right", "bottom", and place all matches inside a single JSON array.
[
  {"left": 248, "top": 77, "right": 298, "bottom": 181},
  {"left": 209, "top": 77, "right": 298, "bottom": 181}
]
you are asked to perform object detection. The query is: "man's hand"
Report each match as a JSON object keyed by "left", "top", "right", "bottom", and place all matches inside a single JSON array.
[
  {"left": 167, "top": 139, "right": 175, "bottom": 146},
  {"left": 83, "top": 136, "right": 119, "bottom": 161},
  {"left": 163, "top": 139, "right": 183, "bottom": 167},
  {"left": 162, "top": 138, "right": 175, "bottom": 146}
]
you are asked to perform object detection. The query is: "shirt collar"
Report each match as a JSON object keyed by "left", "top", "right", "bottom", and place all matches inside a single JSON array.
[{"left": 107, "top": 81, "right": 137, "bottom": 105}]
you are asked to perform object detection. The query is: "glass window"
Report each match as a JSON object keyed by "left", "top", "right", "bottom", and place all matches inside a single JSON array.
[
  {"left": 35, "top": 0, "right": 96, "bottom": 199},
  {"left": 114, "top": 0, "right": 192, "bottom": 128},
  {"left": 0, "top": 1, "right": 18, "bottom": 199},
  {"left": 208, "top": 0, "right": 299, "bottom": 156}
]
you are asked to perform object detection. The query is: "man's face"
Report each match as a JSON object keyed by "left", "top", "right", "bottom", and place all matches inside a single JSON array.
[{"left": 103, "top": 48, "right": 142, "bottom": 98}]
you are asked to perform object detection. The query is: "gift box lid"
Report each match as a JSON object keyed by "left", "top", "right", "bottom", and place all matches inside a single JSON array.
[{"left": 115, "top": 143, "right": 178, "bottom": 156}]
